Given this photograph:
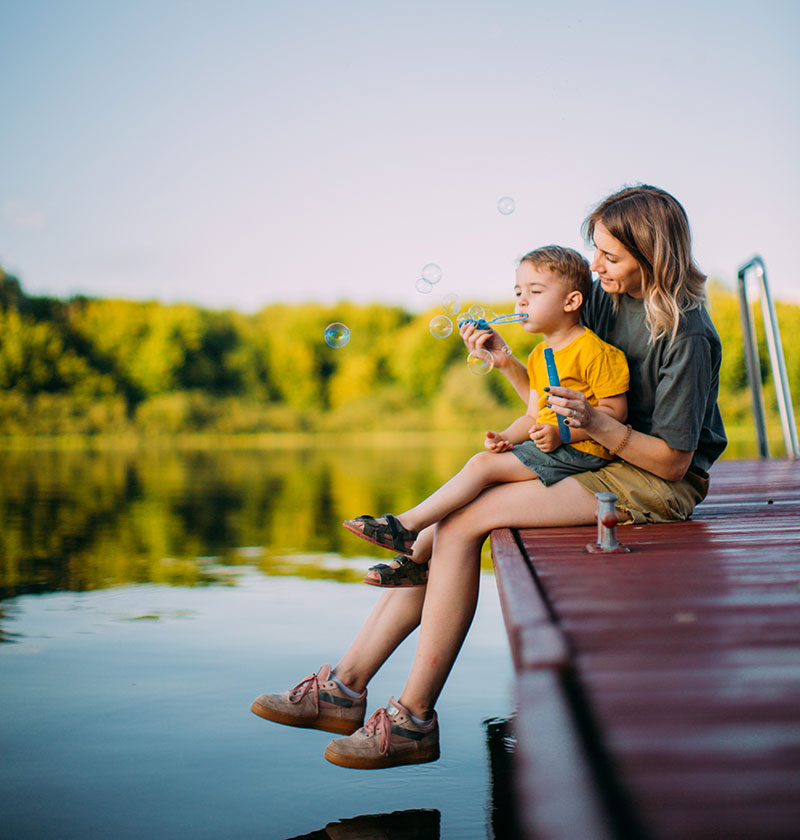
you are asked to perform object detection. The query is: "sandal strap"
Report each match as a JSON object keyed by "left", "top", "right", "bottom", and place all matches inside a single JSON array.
[
  {"left": 380, "top": 513, "right": 417, "bottom": 552},
  {"left": 367, "top": 556, "right": 429, "bottom": 586},
  {"left": 352, "top": 514, "right": 417, "bottom": 552}
]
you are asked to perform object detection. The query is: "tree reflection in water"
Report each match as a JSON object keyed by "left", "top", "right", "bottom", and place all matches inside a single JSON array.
[{"left": 0, "top": 439, "right": 481, "bottom": 602}]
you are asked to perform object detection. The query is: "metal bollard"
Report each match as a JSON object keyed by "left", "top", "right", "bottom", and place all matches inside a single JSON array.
[{"left": 586, "top": 491, "right": 630, "bottom": 554}]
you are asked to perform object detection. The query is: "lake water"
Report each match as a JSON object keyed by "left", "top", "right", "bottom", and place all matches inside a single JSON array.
[{"left": 0, "top": 440, "right": 518, "bottom": 840}]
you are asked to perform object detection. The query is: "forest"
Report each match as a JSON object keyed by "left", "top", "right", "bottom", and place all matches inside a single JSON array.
[{"left": 1, "top": 265, "right": 798, "bottom": 440}]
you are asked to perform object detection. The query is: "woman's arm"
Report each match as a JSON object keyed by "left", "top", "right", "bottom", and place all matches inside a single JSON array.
[
  {"left": 546, "top": 387, "right": 693, "bottom": 481},
  {"left": 553, "top": 393, "right": 627, "bottom": 445},
  {"left": 460, "top": 322, "right": 529, "bottom": 405}
]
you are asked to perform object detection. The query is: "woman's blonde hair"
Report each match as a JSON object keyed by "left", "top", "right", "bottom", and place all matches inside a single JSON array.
[{"left": 583, "top": 185, "right": 707, "bottom": 344}]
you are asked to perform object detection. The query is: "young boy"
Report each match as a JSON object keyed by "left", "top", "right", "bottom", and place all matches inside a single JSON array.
[{"left": 343, "top": 245, "right": 629, "bottom": 585}]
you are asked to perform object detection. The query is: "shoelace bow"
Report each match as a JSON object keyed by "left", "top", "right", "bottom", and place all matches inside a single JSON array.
[
  {"left": 360, "top": 706, "right": 394, "bottom": 755},
  {"left": 289, "top": 672, "right": 321, "bottom": 711}
]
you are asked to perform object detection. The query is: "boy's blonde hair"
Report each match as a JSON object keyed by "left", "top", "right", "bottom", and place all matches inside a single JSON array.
[
  {"left": 519, "top": 245, "right": 592, "bottom": 306},
  {"left": 583, "top": 184, "right": 707, "bottom": 344}
]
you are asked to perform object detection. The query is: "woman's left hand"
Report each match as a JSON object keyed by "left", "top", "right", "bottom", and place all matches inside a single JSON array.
[{"left": 545, "top": 386, "right": 596, "bottom": 431}]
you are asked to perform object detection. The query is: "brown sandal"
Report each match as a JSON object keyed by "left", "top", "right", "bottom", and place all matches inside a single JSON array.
[
  {"left": 364, "top": 555, "right": 429, "bottom": 588},
  {"left": 342, "top": 514, "right": 418, "bottom": 557}
]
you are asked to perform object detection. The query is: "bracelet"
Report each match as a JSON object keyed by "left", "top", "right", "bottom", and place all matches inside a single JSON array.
[{"left": 608, "top": 424, "right": 632, "bottom": 456}]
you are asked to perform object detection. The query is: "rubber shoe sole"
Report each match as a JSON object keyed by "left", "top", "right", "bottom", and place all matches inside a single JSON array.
[
  {"left": 323, "top": 741, "right": 440, "bottom": 769},
  {"left": 250, "top": 698, "right": 363, "bottom": 735}
]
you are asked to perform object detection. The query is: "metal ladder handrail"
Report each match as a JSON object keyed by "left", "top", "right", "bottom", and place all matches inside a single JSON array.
[{"left": 737, "top": 256, "right": 799, "bottom": 459}]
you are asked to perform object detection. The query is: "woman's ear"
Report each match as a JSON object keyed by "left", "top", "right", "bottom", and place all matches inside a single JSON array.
[{"left": 564, "top": 290, "right": 583, "bottom": 312}]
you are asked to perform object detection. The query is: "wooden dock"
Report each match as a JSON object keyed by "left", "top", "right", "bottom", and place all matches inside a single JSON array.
[{"left": 490, "top": 458, "right": 800, "bottom": 840}]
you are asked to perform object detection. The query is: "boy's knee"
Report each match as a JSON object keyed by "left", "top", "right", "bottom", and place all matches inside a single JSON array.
[{"left": 466, "top": 451, "right": 495, "bottom": 474}]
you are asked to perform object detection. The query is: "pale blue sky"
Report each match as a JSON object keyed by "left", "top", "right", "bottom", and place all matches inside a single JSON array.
[{"left": 1, "top": 0, "right": 798, "bottom": 312}]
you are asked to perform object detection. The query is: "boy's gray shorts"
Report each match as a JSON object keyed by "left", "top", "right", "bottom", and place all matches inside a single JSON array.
[{"left": 511, "top": 440, "right": 610, "bottom": 487}]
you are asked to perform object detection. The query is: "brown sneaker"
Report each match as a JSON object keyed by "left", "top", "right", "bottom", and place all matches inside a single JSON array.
[
  {"left": 250, "top": 664, "right": 366, "bottom": 735},
  {"left": 323, "top": 697, "right": 439, "bottom": 769}
]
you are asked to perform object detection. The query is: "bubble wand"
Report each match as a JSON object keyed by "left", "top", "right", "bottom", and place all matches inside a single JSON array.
[
  {"left": 456, "top": 313, "right": 529, "bottom": 330},
  {"left": 544, "top": 347, "right": 571, "bottom": 443}
]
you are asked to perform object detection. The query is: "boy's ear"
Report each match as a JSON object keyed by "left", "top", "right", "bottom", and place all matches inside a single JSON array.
[{"left": 564, "top": 290, "right": 583, "bottom": 313}]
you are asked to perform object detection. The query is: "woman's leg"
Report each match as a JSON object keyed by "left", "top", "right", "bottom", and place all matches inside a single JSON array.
[
  {"left": 336, "top": 470, "right": 583, "bottom": 694},
  {"left": 398, "top": 476, "right": 597, "bottom": 716},
  {"left": 333, "top": 586, "right": 427, "bottom": 693}
]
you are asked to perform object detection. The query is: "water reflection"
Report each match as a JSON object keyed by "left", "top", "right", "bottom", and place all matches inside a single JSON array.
[
  {"left": 0, "top": 441, "right": 480, "bottom": 603},
  {"left": 286, "top": 808, "right": 440, "bottom": 840}
]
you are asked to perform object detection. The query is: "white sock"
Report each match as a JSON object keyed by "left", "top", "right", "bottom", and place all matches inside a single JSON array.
[
  {"left": 409, "top": 711, "right": 433, "bottom": 727},
  {"left": 331, "top": 672, "right": 365, "bottom": 699}
]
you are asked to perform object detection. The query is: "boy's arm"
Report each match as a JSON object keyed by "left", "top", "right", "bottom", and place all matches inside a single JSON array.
[
  {"left": 558, "top": 393, "right": 627, "bottom": 443},
  {"left": 485, "top": 390, "right": 540, "bottom": 450}
]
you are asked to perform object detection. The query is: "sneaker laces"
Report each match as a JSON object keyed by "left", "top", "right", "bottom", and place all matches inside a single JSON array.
[
  {"left": 360, "top": 706, "right": 394, "bottom": 756},
  {"left": 288, "top": 671, "right": 323, "bottom": 711}
]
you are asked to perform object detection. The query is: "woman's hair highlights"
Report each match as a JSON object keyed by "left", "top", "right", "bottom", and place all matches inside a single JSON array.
[{"left": 583, "top": 185, "right": 707, "bottom": 344}]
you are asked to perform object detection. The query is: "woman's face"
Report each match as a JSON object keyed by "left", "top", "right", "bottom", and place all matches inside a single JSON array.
[{"left": 590, "top": 221, "right": 643, "bottom": 298}]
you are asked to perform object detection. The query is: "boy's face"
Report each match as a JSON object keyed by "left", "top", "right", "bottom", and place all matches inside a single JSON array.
[{"left": 514, "top": 263, "right": 579, "bottom": 334}]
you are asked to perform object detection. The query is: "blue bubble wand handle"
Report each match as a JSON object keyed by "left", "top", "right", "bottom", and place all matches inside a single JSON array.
[{"left": 544, "top": 347, "right": 571, "bottom": 444}]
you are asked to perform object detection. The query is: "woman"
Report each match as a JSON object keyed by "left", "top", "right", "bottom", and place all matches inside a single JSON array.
[{"left": 250, "top": 184, "right": 727, "bottom": 769}]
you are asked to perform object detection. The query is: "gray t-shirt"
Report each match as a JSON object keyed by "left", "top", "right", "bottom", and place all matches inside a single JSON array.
[{"left": 581, "top": 281, "right": 727, "bottom": 473}]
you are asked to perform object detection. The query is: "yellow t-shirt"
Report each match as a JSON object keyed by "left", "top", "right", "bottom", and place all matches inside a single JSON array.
[{"left": 527, "top": 328, "right": 629, "bottom": 459}]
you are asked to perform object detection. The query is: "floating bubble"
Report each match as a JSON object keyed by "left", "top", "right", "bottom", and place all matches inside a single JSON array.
[
  {"left": 441, "top": 293, "right": 460, "bottom": 316},
  {"left": 421, "top": 263, "right": 442, "bottom": 284},
  {"left": 468, "top": 304, "right": 485, "bottom": 319},
  {"left": 497, "top": 196, "right": 516, "bottom": 215},
  {"left": 467, "top": 349, "right": 494, "bottom": 376},
  {"left": 324, "top": 322, "right": 350, "bottom": 348},
  {"left": 429, "top": 315, "right": 453, "bottom": 339},
  {"left": 415, "top": 277, "right": 433, "bottom": 294}
]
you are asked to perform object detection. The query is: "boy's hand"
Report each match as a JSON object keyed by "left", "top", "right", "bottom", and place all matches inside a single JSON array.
[
  {"left": 530, "top": 423, "right": 561, "bottom": 453},
  {"left": 459, "top": 322, "right": 511, "bottom": 368},
  {"left": 485, "top": 430, "right": 513, "bottom": 453}
]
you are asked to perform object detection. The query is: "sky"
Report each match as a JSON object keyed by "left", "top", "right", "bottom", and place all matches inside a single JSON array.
[{"left": 1, "top": 0, "right": 798, "bottom": 314}]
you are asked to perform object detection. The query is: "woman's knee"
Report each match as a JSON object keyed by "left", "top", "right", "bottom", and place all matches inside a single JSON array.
[{"left": 436, "top": 504, "right": 490, "bottom": 543}]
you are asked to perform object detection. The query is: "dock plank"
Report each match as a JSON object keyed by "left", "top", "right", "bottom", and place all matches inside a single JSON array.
[{"left": 491, "top": 458, "right": 800, "bottom": 840}]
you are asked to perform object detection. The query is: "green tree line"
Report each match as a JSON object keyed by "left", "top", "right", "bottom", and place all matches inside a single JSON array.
[{"left": 1, "top": 266, "right": 798, "bottom": 437}]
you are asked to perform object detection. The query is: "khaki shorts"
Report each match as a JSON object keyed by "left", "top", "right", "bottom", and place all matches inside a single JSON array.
[{"left": 571, "top": 460, "right": 709, "bottom": 525}]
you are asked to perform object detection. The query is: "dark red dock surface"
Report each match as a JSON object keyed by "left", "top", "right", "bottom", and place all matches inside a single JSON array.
[{"left": 490, "top": 458, "right": 800, "bottom": 840}]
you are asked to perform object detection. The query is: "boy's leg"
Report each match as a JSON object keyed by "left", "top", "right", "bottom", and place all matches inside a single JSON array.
[{"left": 396, "top": 451, "right": 536, "bottom": 534}]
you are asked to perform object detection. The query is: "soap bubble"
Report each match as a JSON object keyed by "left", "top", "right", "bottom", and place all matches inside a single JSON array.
[
  {"left": 441, "top": 293, "right": 460, "bottom": 316},
  {"left": 468, "top": 304, "right": 485, "bottom": 319},
  {"left": 415, "top": 277, "right": 433, "bottom": 294},
  {"left": 324, "top": 322, "right": 350, "bottom": 348},
  {"left": 421, "top": 263, "right": 442, "bottom": 284},
  {"left": 467, "top": 349, "right": 494, "bottom": 376},
  {"left": 429, "top": 315, "right": 453, "bottom": 339},
  {"left": 497, "top": 196, "right": 516, "bottom": 215},
  {"left": 456, "top": 311, "right": 472, "bottom": 327}
]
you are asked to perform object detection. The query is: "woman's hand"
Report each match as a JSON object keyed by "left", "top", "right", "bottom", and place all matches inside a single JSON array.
[
  {"left": 485, "top": 430, "right": 514, "bottom": 453},
  {"left": 544, "top": 385, "right": 598, "bottom": 432}
]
